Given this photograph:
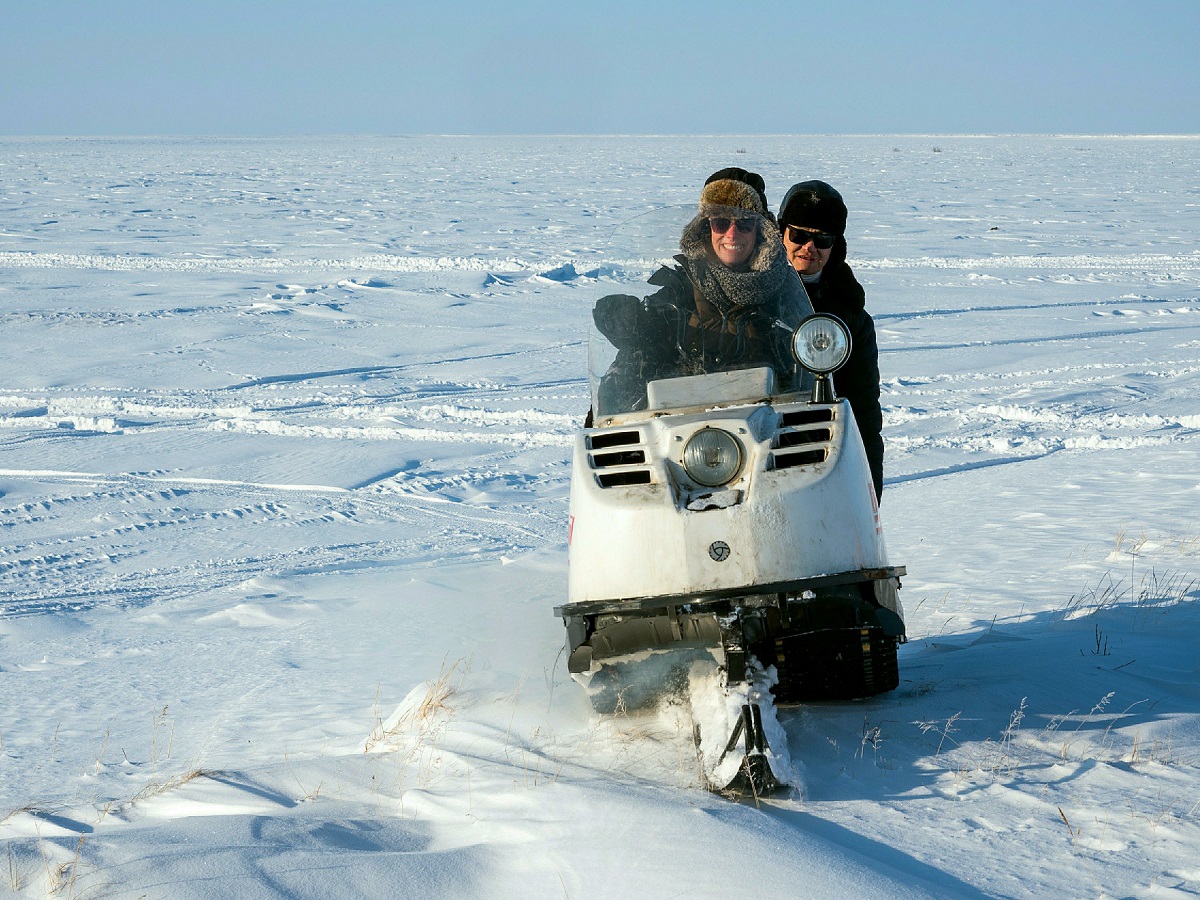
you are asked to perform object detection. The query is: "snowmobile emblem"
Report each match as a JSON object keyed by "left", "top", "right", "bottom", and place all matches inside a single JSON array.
[{"left": 708, "top": 541, "right": 731, "bottom": 562}]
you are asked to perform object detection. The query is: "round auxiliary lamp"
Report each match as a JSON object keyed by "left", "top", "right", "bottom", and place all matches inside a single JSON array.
[{"left": 791, "top": 314, "right": 852, "bottom": 404}]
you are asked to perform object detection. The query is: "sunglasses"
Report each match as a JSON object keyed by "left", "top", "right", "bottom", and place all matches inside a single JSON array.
[
  {"left": 785, "top": 225, "right": 836, "bottom": 250},
  {"left": 709, "top": 216, "right": 757, "bottom": 235}
]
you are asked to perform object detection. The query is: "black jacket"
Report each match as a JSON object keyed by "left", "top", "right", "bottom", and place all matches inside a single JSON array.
[
  {"left": 802, "top": 261, "right": 884, "bottom": 499},
  {"left": 595, "top": 249, "right": 814, "bottom": 417}
]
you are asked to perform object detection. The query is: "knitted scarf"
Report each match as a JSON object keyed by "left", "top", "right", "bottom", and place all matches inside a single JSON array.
[{"left": 679, "top": 215, "right": 789, "bottom": 318}]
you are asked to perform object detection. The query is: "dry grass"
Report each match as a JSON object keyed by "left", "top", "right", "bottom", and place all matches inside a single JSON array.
[
  {"left": 6, "top": 843, "right": 22, "bottom": 893},
  {"left": 917, "top": 711, "right": 962, "bottom": 757},
  {"left": 150, "top": 705, "right": 174, "bottom": 773},
  {"left": 8, "top": 821, "right": 94, "bottom": 900},
  {"left": 1061, "top": 567, "right": 1198, "bottom": 621},
  {"left": 129, "top": 767, "right": 217, "bottom": 804},
  {"left": 1066, "top": 528, "right": 1200, "bottom": 621},
  {"left": 918, "top": 685, "right": 1183, "bottom": 797},
  {"left": 1057, "top": 806, "right": 1080, "bottom": 848},
  {"left": 57, "top": 834, "right": 87, "bottom": 899},
  {"left": 364, "top": 655, "right": 470, "bottom": 755}
]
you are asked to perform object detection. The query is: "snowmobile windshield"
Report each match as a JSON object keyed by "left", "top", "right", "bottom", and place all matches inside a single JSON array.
[{"left": 589, "top": 205, "right": 814, "bottom": 422}]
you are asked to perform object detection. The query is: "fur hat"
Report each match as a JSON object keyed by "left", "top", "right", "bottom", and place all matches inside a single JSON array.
[
  {"left": 699, "top": 167, "right": 769, "bottom": 218},
  {"left": 777, "top": 180, "right": 847, "bottom": 236}
]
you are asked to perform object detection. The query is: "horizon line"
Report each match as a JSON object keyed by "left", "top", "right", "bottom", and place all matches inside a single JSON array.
[{"left": 3, "top": 131, "right": 1200, "bottom": 140}]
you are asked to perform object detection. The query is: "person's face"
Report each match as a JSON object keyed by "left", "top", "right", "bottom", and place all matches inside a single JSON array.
[
  {"left": 782, "top": 224, "right": 835, "bottom": 277},
  {"left": 708, "top": 216, "right": 758, "bottom": 267}
]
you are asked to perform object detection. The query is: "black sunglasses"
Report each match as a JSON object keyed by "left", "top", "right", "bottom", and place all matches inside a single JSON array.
[
  {"left": 709, "top": 216, "right": 757, "bottom": 235},
  {"left": 785, "top": 225, "right": 836, "bottom": 250}
]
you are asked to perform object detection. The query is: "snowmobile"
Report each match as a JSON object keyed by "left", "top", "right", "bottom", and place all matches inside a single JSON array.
[{"left": 554, "top": 206, "right": 906, "bottom": 797}]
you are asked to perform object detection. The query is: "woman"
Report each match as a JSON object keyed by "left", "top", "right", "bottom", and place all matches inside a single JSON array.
[{"left": 594, "top": 168, "right": 814, "bottom": 415}]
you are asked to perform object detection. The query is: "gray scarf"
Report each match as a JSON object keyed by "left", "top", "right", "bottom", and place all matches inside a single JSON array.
[{"left": 679, "top": 215, "right": 789, "bottom": 317}]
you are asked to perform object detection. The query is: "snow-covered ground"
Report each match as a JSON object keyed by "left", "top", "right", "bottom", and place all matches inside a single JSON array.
[{"left": 2, "top": 134, "right": 1199, "bottom": 898}]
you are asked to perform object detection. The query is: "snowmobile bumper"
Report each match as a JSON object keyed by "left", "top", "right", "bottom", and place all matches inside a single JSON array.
[{"left": 554, "top": 565, "right": 905, "bottom": 678}]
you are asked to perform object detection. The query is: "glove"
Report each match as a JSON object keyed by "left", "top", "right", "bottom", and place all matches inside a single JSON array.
[{"left": 593, "top": 293, "right": 645, "bottom": 347}]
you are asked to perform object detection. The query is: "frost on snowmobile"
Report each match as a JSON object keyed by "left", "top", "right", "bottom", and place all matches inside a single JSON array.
[{"left": 554, "top": 206, "right": 905, "bottom": 798}]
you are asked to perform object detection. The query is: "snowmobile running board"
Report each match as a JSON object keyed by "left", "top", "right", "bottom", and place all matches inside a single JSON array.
[{"left": 553, "top": 566, "right": 905, "bottom": 618}]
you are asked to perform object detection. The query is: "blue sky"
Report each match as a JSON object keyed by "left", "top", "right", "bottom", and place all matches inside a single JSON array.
[{"left": 3, "top": 0, "right": 1198, "bottom": 135}]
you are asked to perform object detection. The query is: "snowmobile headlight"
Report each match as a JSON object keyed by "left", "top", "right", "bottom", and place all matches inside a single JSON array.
[
  {"left": 682, "top": 428, "right": 743, "bottom": 487},
  {"left": 792, "top": 314, "right": 851, "bottom": 374}
]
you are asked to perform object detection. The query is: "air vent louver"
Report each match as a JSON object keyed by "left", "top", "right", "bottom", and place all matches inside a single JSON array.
[
  {"left": 597, "top": 470, "right": 653, "bottom": 487},
  {"left": 771, "top": 406, "right": 836, "bottom": 471},
  {"left": 588, "top": 430, "right": 652, "bottom": 488},
  {"left": 588, "top": 431, "right": 640, "bottom": 450}
]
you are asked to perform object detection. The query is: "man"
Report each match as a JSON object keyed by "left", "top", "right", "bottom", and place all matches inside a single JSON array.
[{"left": 778, "top": 181, "right": 884, "bottom": 499}]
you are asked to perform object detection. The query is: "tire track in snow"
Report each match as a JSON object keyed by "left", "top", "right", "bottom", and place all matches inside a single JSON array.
[
  {"left": 884, "top": 319, "right": 1200, "bottom": 355},
  {"left": 880, "top": 304, "right": 1200, "bottom": 486},
  {"left": 887, "top": 449, "right": 1065, "bottom": 486},
  {"left": 858, "top": 253, "right": 1200, "bottom": 273},
  {"left": 0, "top": 250, "right": 538, "bottom": 274},
  {"left": 1, "top": 380, "right": 581, "bottom": 449},
  {"left": 0, "top": 464, "right": 567, "bottom": 619},
  {"left": 7, "top": 248, "right": 1200, "bottom": 277},
  {"left": 876, "top": 296, "right": 1200, "bottom": 323},
  {"left": 0, "top": 366, "right": 576, "bottom": 621},
  {"left": 222, "top": 342, "right": 585, "bottom": 392}
]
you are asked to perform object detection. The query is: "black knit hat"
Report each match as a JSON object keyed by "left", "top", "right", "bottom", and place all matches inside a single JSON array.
[{"left": 777, "top": 180, "right": 848, "bottom": 236}]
